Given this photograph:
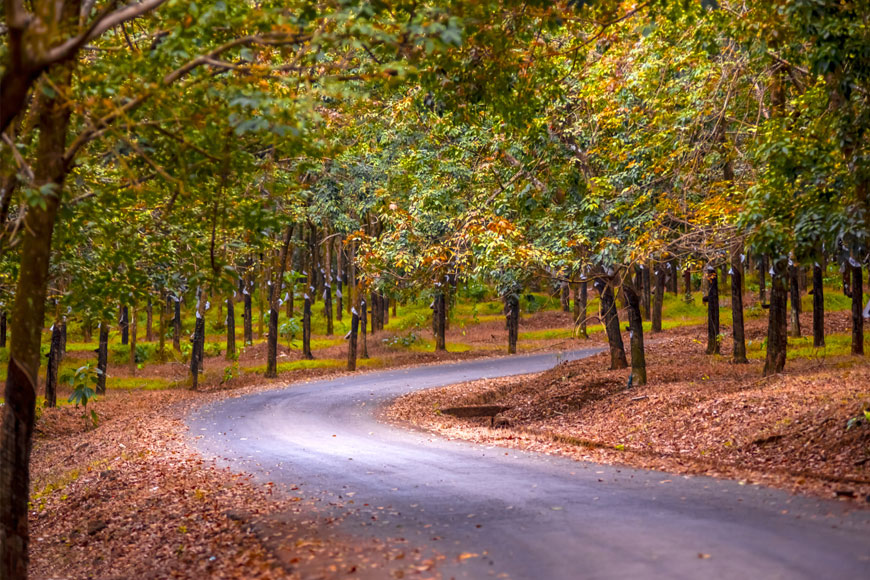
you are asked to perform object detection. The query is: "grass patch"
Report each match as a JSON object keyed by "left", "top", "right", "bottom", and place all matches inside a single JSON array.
[
  {"left": 242, "top": 357, "right": 383, "bottom": 375},
  {"left": 747, "top": 331, "right": 870, "bottom": 361},
  {"left": 108, "top": 377, "right": 176, "bottom": 390}
]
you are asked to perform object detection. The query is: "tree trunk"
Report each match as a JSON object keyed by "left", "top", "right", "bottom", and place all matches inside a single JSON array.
[
  {"left": 120, "top": 305, "right": 129, "bottom": 345},
  {"left": 434, "top": 291, "right": 447, "bottom": 352},
  {"left": 302, "top": 292, "right": 313, "bottom": 360},
  {"left": 560, "top": 281, "right": 570, "bottom": 312},
  {"left": 1, "top": 49, "right": 74, "bottom": 577},
  {"left": 347, "top": 307, "right": 359, "bottom": 371},
  {"left": 360, "top": 298, "right": 369, "bottom": 359},
  {"left": 129, "top": 306, "right": 137, "bottom": 373},
  {"left": 851, "top": 264, "right": 864, "bottom": 356},
  {"left": 82, "top": 320, "right": 92, "bottom": 344},
  {"left": 812, "top": 263, "right": 825, "bottom": 348},
  {"left": 371, "top": 291, "right": 379, "bottom": 334},
  {"left": 324, "top": 282, "right": 333, "bottom": 336},
  {"left": 44, "top": 324, "right": 62, "bottom": 409},
  {"left": 96, "top": 324, "right": 109, "bottom": 395},
  {"left": 505, "top": 292, "right": 519, "bottom": 354},
  {"left": 157, "top": 293, "right": 166, "bottom": 363},
  {"left": 145, "top": 298, "right": 154, "bottom": 342},
  {"left": 763, "top": 260, "right": 789, "bottom": 376},
  {"left": 641, "top": 265, "right": 651, "bottom": 321},
  {"left": 59, "top": 320, "right": 66, "bottom": 361},
  {"left": 623, "top": 285, "right": 647, "bottom": 386},
  {"left": 1, "top": 312, "right": 7, "bottom": 348},
  {"left": 759, "top": 255, "right": 768, "bottom": 305},
  {"left": 704, "top": 266, "right": 720, "bottom": 355},
  {"left": 594, "top": 278, "right": 628, "bottom": 370},
  {"left": 651, "top": 265, "right": 664, "bottom": 333},
  {"left": 731, "top": 248, "right": 747, "bottom": 364},
  {"left": 577, "top": 281, "right": 588, "bottom": 338},
  {"left": 668, "top": 258, "right": 679, "bottom": 295},
  {"left": 226, "top": 297, "right": 236, "bottom": 360},
  {"left": 243, "top": 285, "right": 253, "bottom": 346},
  {"left": 683, "top": 266, "right": 692, "bottom": 299},
  {"left": 190, "top": 316, "right": 203, "bottom": 391},
  {"left": 266, "top": 225, "right": 294, "bottom": 378},
  {"left": 789, "top": 264, "right": 802, "bottom": 338}
]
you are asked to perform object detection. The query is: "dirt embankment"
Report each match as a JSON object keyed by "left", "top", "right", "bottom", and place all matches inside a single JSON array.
[{"left": 387, "top": 313, "right": 870, "bottom": 504}]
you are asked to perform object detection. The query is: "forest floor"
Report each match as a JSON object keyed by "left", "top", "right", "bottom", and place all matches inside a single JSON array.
[
  {"left": 24, "top": 297, "right": 870, "bottom": 579},
  {"left": 26, "top": 307, "right": 590, "bottom": 580},
  {"left": 388, "top": 310, "right": 870, "bottom": 504}
]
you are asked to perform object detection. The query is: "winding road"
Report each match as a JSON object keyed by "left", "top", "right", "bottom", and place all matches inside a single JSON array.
[{"left": 189, "top": 350, "right": 870, "bottom": 579}]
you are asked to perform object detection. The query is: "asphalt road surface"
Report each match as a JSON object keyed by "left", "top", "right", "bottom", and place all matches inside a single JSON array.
[{"left": 189, "top": 350, "right": 870, "bottom": 579}]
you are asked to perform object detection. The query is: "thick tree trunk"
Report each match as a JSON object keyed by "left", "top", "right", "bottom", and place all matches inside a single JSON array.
[
  {"left": 623, "top": 285, "right": 647, "bottom": 386},
  {"left": 347, "top": 307, "right": 359, "bottom": 371},
  {"left": 594, "top": 278, "right": 628, "bottom": 370},
  {"left": 704, "top": 266, "right": 720, "bottom": 355},
  {"left": 302, "top": 293, "right": 313, "bottom": 360},
  {"left": 731, "top": 249, "right": 747, "bottom": 363},
  {"left": 360, "top": 299, "right": 369, "bottom": 359},
  {"left": 433, "top": 291, "right": 447, "bottom": 352},
  {"left": 812, "top": 263, "right": 825, "bottom": 348},
  {"left": 651, "top": 265, "right": 664, "bottom": 333},
  {"left": 44, "top": 324, "right": 62, "bottom": 409},
  {"left": 851, "top": 264, "right": 864, "bottom": 356},
  {"left": 96, "top": 324, "right": 109, "bottom": 395},
  {"left": 763, "top": 260, "right": 789, "bottom": 376},
  {"left": 226, "top": 297, "right": 236, "bottom": 360},
  {"left": 789, "top": 264, "right": 802, "bottom": 338},
  {"left": 1, "top": 51, "right": 73, "bottom": 577}
]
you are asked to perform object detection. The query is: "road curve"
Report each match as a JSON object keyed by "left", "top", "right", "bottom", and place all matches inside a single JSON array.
[{"left": 189, "top": 350, "right": 870, "bottom": 579}]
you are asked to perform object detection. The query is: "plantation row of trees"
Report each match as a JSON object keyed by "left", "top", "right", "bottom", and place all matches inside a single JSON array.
[{"left": 2, "top": 1, "right": 868, "bottom": 577}]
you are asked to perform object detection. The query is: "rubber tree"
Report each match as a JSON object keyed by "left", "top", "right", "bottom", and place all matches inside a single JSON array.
[{"left": 593, "top": 273, "right": 628, "bottom": 370}]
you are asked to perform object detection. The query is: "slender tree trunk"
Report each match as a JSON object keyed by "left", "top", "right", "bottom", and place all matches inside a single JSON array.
[
  {"left": 683, "top": 266, "right": 692, "bottom": 300},
  {"left": 560, "top": 281, "right": 570, "bottom": 312},
  {"left": 324, "top": 282, "right": 333, "bottom": 336},
  {"left": 578, "top": 281, "right": 588, "bottom": 338},
  {"left": 651, "top": 265, "right": 664, "bottom": 333},
  {"left": 623, "top": 285, "right": 647, "bottom": 386},
  {"left": 145, "top": 298, "right": 154, "bottom": 342},
  {"left": 226, "top": 297, "right": 236, "bottom": 360},
  {"left": 1, "top": 48, "right": 74, "bottom": 577},
  {"left": 812, "top": 263, "right": 825, "bottom": 348},
  {"left": 789, "top": 263, "right": 802, "bottom": 338},
  {"left": 302, "top": 293, "right": 313, "bottom": 360},
  {"left": 96, "top": 324, "right": 109, "bottom": 395},
  {"left": 266, "top": 225, "right": 294, "bottom": 378},
  {"left": 44, "top": 324, "right": 62, "bottom": 409},
  {"left": 58, "top": 320, "right": 66, "bottom": 361},
  {"left": 157, "top": 292, "right": 166, "bottom": 362},
  {"left": 129, "top": 306, "right": 137, "bottom": 373},
  {"left": 594, "top": 277, "right": 628, "bottom": 370},
  {"left": 505, "top": 292, "right": 519, "bottom": 354},
  {"left": 243, "top": 285, "right": 253, "bottom": 346},
  {"left": 383, "top": 296, "right": 389, "bottom": 327},
  {"left": 704, "top": 266, "right": 720, "bottom": 355},
  {"left": 120, "top": 305, "right": 129, "bottom": 345},
  {"left": 360, "top": 298, "right": 369, "bottom": 359},
  {"left": 731, "top": 248, "right": 747, "bottom": 364},
  {"left": 759, "top": 255, "right": 768, "bottom": 305},
  {"left": 82, "top": 320, "right": 92, "bottom": 344},
  {"left": 851, "top": 264, "right": 864, "bottom": 356},
  {"left": 668, "top": 259, "right": 679, "bottom": 295},
  {"left": 434, "top": 291, "right": 447, "bottom": 352},
  {"left": 347, "top": 306, "right": 359, "bottom": 371},
  {"left": 641, "top": 265, "right": 652, "bottom": 321},
  {"left": 763, "top": 260, "right": 789, "bottom": 376}
]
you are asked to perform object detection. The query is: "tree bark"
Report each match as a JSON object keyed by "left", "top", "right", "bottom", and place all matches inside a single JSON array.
[
  {"left": 812, "top": 263, "right": 825, "bottom": 348},
  {"left": 1, "top": 312, "right": 7, "bottom": 348},
  {"left": 360, "top": 298, "right": 369, "bottom": 359},
  {"left": 731, "top": 248, "right": 747, "bottom": 364},
  {"left": 129, "top": 305, "right": 137, "bottom": 373},
  {"left": 243, "top": 283, "right": 253, "bottom": 346},
  {"left": 577, "top": 281, "right": 588, "bottom": 338},
  {"left": 560, "top": 281, "right": 570, "bottom": 312},
  {"left": 594, "top": 277, "right": 628, "bottom": 370},
  {"left": 173, "top": 298, "right": 182, "bottom": 351},
  {"left": 433, "top": 291, "right": 446, "bottom": 352},
  {"left": 96, "top": 324, "right": 109, "bottom": 395},
  {"left": 851, "top": 264, "right": 864, "bottom": 356},
  {"left": 704, "top": 266, "right": 720, "bottom": 355},
  {"left": 145, "top": 298, "right": 154, "bottom": 342},
  {"left": 623, "top": 285, "right": 647, "bottom": 386},
  {"left": 226, "top": 297, "right": 236, "bottom": 360},
  {"left": 302, "top": 292, "right": 313, "bottom": 360},
  {"left": 789, "top": 264, "right": 802, "bottom": 338},
  {"left": 683, "top": 266, "right": 692, "bottom": 299},
  {"left": 759, "top": 255, "right": 768, "bottom": 305},
  {"left": 157, "top": 292, "right": 166, "bottom": 362},
  {"left": 266, "top": 225, "right": 294, "bottom": 378},
  {"left": 763, "top": 260, "right": 789, "bottom": 376},
  {"left": 44, "top": 325, "right": 62, "bottom": 409},
  {"left": 120, "top": 305, "right": 129, "bottom": 345},
  {"left": 505, "top": 292, "right": 520, "bottom": 354},
  {"left": 651, "top": 264, "right": 664, "bottom": 333},
  {"left": 641, "top": 264, "right": 651, "bottom": 321},
  {"left": 347, "top": 307, "right": 359, "bottom": 371}
]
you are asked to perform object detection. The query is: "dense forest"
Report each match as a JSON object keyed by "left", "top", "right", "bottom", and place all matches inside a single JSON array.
[{"left": 2, "top": 1, "right": 869, "bottom": 578}]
